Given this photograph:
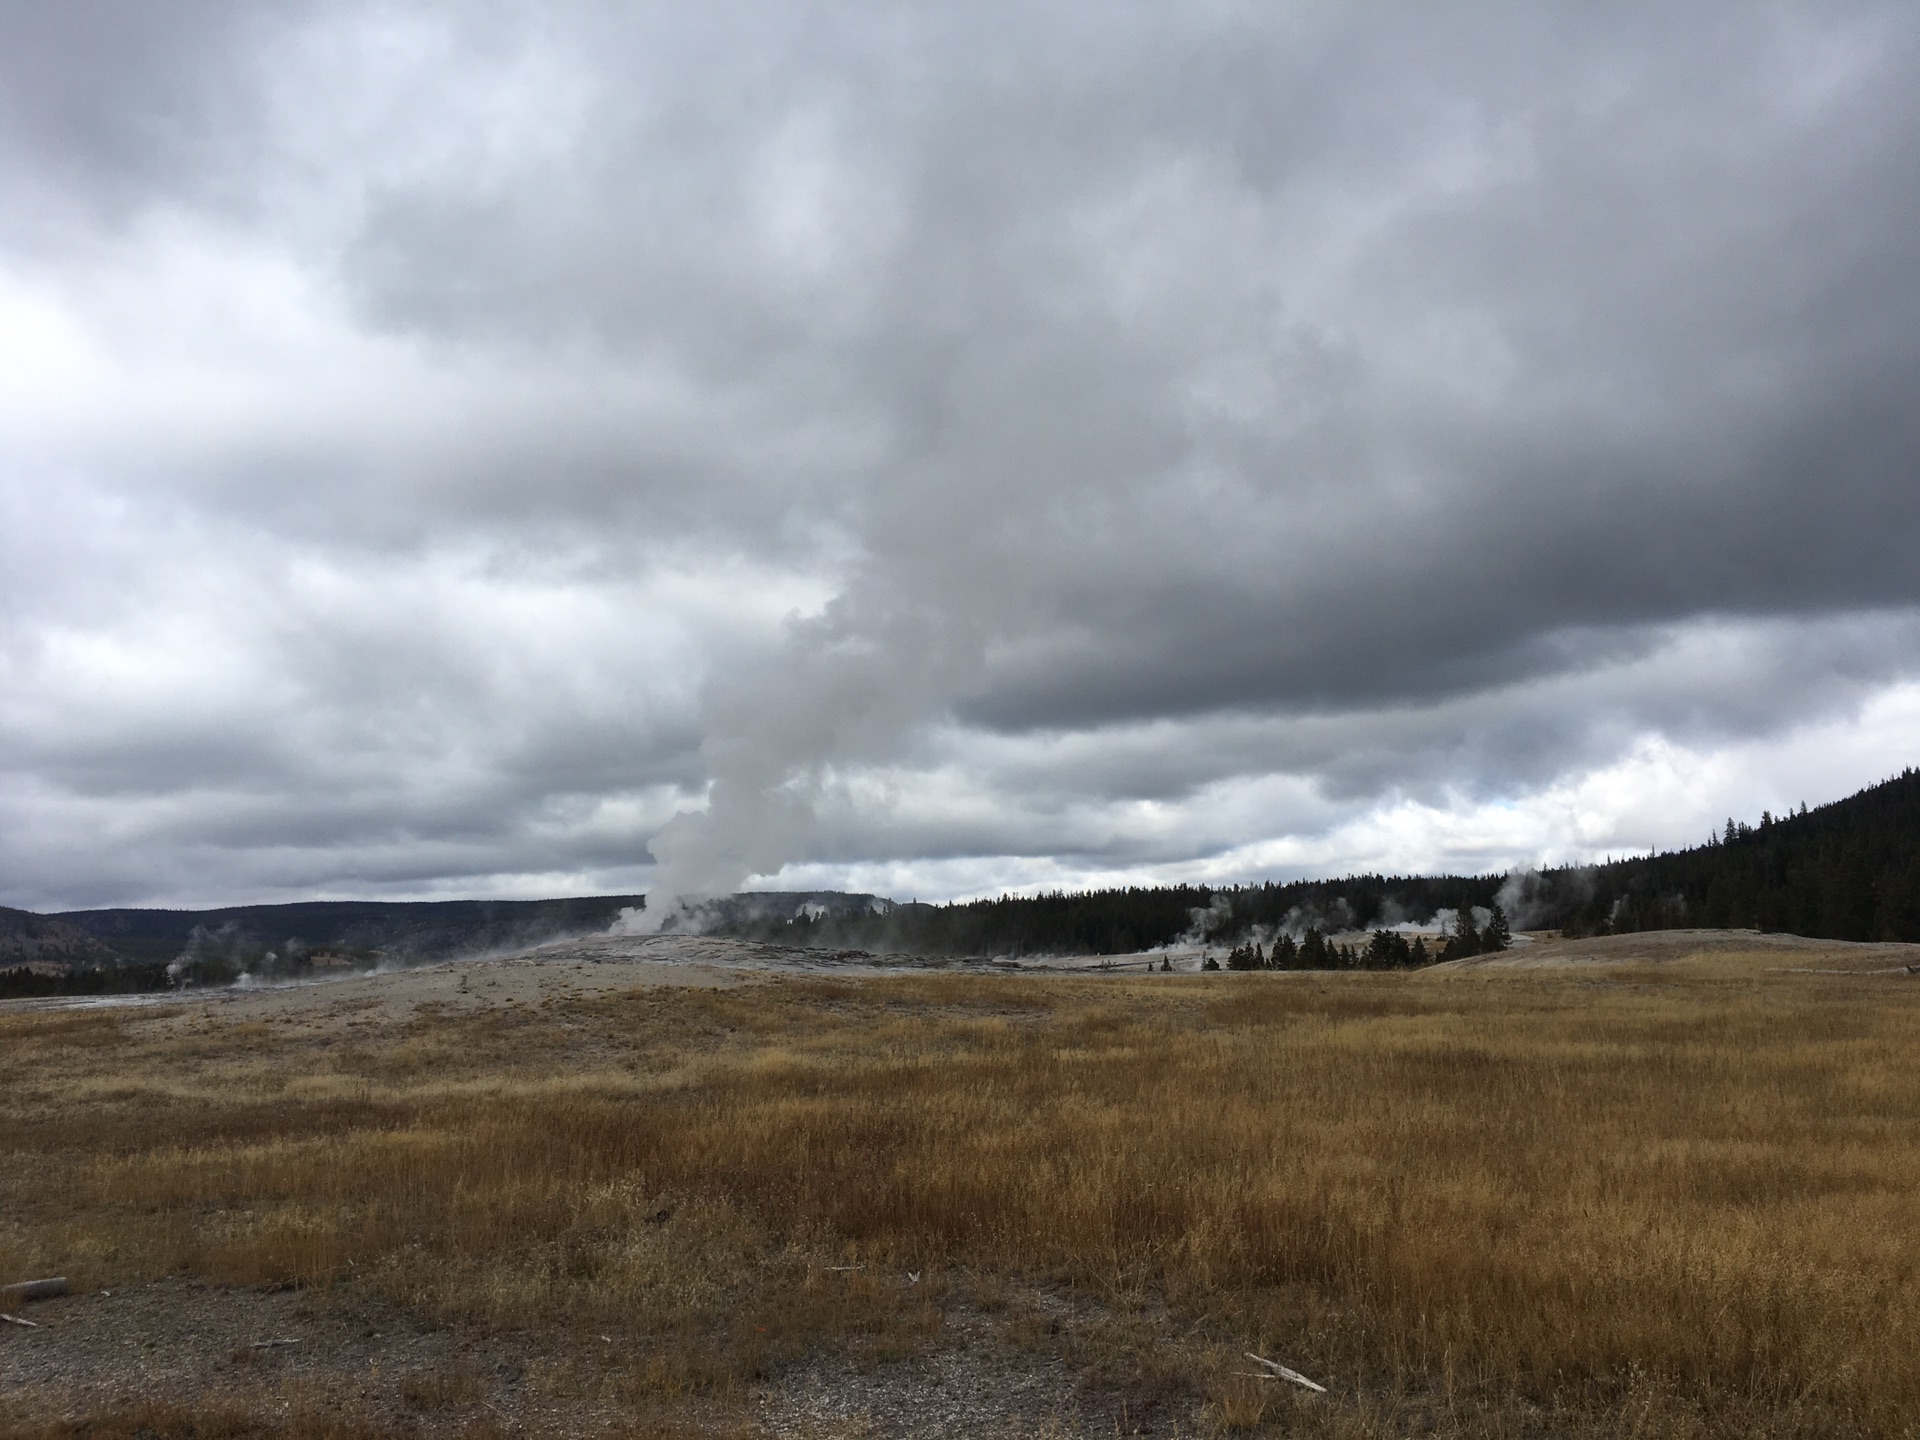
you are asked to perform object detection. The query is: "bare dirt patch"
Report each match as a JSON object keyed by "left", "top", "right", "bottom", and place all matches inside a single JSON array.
[{"left": 1, "top": 1272, "right": 1180, "bottom": 1439}]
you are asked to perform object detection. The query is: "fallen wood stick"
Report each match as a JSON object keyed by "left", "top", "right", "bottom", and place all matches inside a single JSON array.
[
  {"left": 1, "top": 1313, "right": 39, "bottom": 1328},
  {"left": 249, "top": 1337, "right": 300, "bottom": 1349},
  {"left": 0, "top": 1278, "right": 69, "bottom": 1306},
  {"left": 1245, "top": 1352, "right": 1327, "bottom": 1393}
]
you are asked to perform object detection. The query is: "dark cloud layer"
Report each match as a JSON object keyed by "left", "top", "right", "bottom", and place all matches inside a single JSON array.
[{"left": 2, "top": 2, "right": 1918, "bottom": 909}]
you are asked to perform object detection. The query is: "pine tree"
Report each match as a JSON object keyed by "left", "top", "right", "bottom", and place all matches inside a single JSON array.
[
  {"left": 1481, "top": 904, "right": 1512, "bottom": 952},
  {"left": 1442, "top": 908, "right": 1480, "bottom": 961},
  {"left": 1298, "top": 926, "right": 1328, "bottom": 968},
  {"left": 1367, "top": 929, "right": 1411, "bottom": 969}
]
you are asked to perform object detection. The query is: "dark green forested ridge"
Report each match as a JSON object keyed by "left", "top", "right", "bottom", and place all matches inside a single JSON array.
[
  {"left": 717, "top": 766, "right": 1920, "bottom": 954},
  {"left": 1519, "top": 765, "right": 1920, "bottom": 941}
]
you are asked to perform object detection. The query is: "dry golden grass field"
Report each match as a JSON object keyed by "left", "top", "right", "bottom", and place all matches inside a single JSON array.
[{"left": 3, "top": 932, "right": 1919, "bottom": 1439}]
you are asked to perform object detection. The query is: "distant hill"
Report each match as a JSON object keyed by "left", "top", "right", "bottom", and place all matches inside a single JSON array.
[
  {"left": 0, "top": 905, "right": 169, "bottom": 999},
  {"left": 0, "top": 905, "right": 124, "bottom": 969},
  {"left": 3, "top": 894, "right": 659, "bottom": 997},
  {"left": 55, "top": 894, "right": 650, "bottom": 972}
]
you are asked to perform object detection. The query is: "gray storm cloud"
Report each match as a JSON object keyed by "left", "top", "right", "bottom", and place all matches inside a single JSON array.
[{"left": 2, "top": 2, "right": 1919, "bottom": 909}]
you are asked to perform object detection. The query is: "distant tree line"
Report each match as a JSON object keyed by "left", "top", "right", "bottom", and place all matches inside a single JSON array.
[
  {"left": 1213, "top": 905, "right": 1511, "bottom": 971},
  {"left": 0, "top": 962, "right": 173, "bottom": 999},
  {"left": 725, "top": 877, "right": 1517, "bottom": 968},
  {"left": 1220, "top": 927, "right": 1439, "bottom": 970},
  {"left": 737, "top": 876, "right": 1512, "bottom": 959}
]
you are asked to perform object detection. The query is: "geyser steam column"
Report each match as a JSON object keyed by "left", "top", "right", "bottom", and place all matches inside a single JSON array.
[
  {"left": 636, "top": 584, "right": 978, "bottom": 934},
  {"left": 635, "top": 769, "right": 813, "bottom": 934}
]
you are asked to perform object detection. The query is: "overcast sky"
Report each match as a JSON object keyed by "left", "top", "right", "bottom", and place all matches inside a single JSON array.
[{"left": 4, "top": 1, "right": 1919, "bottom": 911}]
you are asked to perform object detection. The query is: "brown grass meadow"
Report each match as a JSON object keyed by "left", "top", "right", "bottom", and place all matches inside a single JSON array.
[{"left": 4, "top": 954, "right": 1919, "bottom": 1437}]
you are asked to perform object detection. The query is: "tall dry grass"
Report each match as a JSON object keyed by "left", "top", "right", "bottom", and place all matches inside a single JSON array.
[{"left": 4, "top": 963, "right": 1919, "bottom": 1435}]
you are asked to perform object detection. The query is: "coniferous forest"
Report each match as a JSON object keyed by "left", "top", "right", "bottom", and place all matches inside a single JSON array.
[{"left": 1525, "top": 766, "right": 1920, "bottom": 940}]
